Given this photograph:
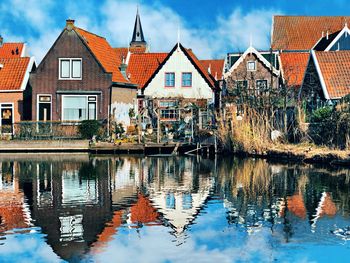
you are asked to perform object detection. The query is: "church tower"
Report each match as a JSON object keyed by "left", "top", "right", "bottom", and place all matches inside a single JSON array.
[{"left": 130, "top": 7, "right": 147, "bottom": 49}]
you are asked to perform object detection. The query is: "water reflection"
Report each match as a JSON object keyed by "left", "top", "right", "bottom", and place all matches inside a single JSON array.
[{"left": 0, "top": 154, "right": 349, "bottom": 262}]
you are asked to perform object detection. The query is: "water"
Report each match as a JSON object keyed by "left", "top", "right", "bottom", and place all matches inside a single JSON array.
[{"left": 0, "top": 154, "right": 349, "bottom": 263}]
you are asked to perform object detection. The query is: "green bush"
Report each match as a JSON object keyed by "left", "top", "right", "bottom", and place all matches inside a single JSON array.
[
  {"left": 78, "top": 120, "right": 101, "bottom": 139},
  {"left": 308, "top": 107, "right": 334, "bottom": 146}
]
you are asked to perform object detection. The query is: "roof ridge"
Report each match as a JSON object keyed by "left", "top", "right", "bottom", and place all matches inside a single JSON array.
[{"left": 75, "top": 27, "right": 106, "bottom": 40}]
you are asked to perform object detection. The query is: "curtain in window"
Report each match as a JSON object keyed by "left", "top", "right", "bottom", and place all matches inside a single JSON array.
[{"left": 63, "top": 96, "right": 87, "bottom": 121}]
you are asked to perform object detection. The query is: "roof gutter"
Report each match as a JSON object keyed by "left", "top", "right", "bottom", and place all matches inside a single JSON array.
[{"left": 112, "top": 81, "right": 138, "bottom": 89}]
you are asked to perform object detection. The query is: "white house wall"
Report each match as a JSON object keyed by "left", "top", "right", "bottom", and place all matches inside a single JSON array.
[{"left": 144, "top": 48, "right": 214, "bottom": 103}]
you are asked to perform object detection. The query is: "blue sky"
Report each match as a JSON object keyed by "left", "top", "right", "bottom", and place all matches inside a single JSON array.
[{"left": 0, "top": 0, "right": 349, "bottom": 62}]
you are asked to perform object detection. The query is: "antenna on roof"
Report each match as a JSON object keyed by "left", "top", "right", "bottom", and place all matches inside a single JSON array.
[{"left": 249, "top": 34, "right": 253, "bottom": 47}]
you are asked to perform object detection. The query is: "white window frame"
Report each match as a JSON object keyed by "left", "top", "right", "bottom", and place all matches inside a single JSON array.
[
  {"left": 0, "top": 102, "right": 14, "bottom": 135},
  {"left": 256, "top": 79, "right": 268, "bottom": 93},
  {"left": 36, "top": 94, "right": 52, "bottom": 121},
  {"left": 59, "top": 58, "right": 82, "bottom": 80},
  {"left": 247, "top": 61, "right": 256, "bottom": 71},
  {"left": 61, "top": 95, "right": 98, "bottom": 122}
]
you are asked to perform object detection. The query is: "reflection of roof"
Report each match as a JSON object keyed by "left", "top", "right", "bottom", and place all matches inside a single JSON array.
[
  {"left": 75, "top": 27, "right": 129, "bottom": 83},
  {"left": 130, "top": 194, "right": 159, "bottom": 224},
  {"left": 313, "top": 50, "right": 350, "bottom": 99},
  {"left": 149, "top": 177, "right": 213, "bottom": 235},
  {"left": 0, "top": 43, "right": 24, "bottom": 58},
  {"left": 280, "top": 52, "right": 310, "bottom": 88},
  {"left": 200, "top": 59, "right": 225, "bottom": 80},
  {"left": 91, "top": 211, "right": 123, "bottom": 254},
  {"left": 0, "top": 191, "right": 28, "bottom": 231},
  {"left": 0, "top": 57, "right": 32, "bottom": 90},
  {"left": 272, "top": 16, "right": 350, "bottom": 50},
  {"left": 287, "top": 193, "right": 307, "bottom": 219},
  {"left": 311, "top": 192, "right": 337, "bottom": 230}
]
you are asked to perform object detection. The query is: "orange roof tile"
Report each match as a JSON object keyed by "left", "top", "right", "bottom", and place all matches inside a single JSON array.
[
  {"left": 314, "top": 51, "right": 350, "bottom": 99},
  {"left": 0, "top": 43, "right": 24, "bottom": 58},
  {"left": 129, "top": 46, "right": 147, "bottom": 54},
  {"left": 200, "top": 59, "right": 225, "bottom": 81},
  {"left": 272, "top": 16, "right": 350, "bottom": 50},
  {"left": 75, "top": 28, "right": 128, "bottom": 83},
  {"left": 127, "top": 52, "right": 168, "bottom": 89},
  {"left": 280, "top": 52, "right": 310, "bottom": 87},
  {"left": 0, "top": 57, "right": 30, "bottom": 90},
  {"left": 113, "top": 47, "right": 129, "bottom": 63}
]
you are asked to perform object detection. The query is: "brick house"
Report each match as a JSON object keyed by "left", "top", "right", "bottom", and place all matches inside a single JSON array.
[
  {"left": 0, "top": 37, "right": 35, "bottom": 134},
  {"left": 223, "top": 45, "right": 280, "bottom": 106},
  {"left": 30, "top": 20, "right": 137, "bottom": 127}
]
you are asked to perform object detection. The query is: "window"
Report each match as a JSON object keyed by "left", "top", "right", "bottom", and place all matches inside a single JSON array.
[
  {"left": 159, "top": 100, "right": 178, "bottom": 121},
  {"left": 165, "top": 72, "right": 175, "bottom": 87},
  {"left": 247, "top": 61, "right": 256, "bottom": 71},
  {"left": 182, "top": 72, "right": 192, "bottom": 87},
  {"left": 59, "top": 58, "right": 82, "bottom": 79},
  {"left": 256, "top": 80, "right": 268, "bottom": 93},
  {"left": 236, "top": 80, "right": 248, "bottom": 90},
  {"left": 62, "top": 96, "right": 97, "bottom": 121}
]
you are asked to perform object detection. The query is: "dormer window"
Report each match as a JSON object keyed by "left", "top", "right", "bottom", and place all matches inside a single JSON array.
[
  {"left": 247, "top": 61, "right": 256, "bottom": 71},
  {"left": 59, "top": 58, "right": 82, "bottom": 80}
]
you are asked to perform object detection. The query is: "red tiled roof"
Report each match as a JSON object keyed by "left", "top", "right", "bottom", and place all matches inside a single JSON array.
[
  {"left": 314, "top": 51, "right": 350, "bottom": 99},
  {"left": 0, "top": 43, "right": 24, "bottom": 58},
  {"left": 272, "top": 16, "right": 350, "bottom": 50},
  {"left": 130, "top": 46, "right": 147, "bottom": 54},
  {"left": 114, "top": 47, "right": 129, "bottom": 63},
  {"left": 127, "top": 52, "right": 168, "bottom": 88},
  {"left": 75, "top": 28, "right": 128, "bottom": 83},
  {"left": 185, "top": 48, "right": 215, "bottom": 88},
  {"left": 280, "top": 52, "right": 310, "bottom": 87},
  {"left": 200, "top": 59, "right": 225, "bottom": 80},
  {"left": 0, "top": 57, "right": 30, "bottom": 90}
]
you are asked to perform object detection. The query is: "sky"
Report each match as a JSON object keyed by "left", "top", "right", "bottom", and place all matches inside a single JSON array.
[{"left": 0, "top": 0, "right": 349, "bottom": 63}]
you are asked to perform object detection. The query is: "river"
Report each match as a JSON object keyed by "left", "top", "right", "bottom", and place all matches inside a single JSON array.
[{"left": 0, "top": 154, "right": 349, "bottom": 263}]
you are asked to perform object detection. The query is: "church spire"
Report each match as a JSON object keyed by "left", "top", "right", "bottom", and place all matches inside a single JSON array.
[{"left": 130, "top": 6, "right": 147, "bottom": 48}]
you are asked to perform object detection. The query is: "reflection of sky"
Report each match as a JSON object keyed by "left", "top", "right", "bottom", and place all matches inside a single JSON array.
[
  {"left": 0, "top": 228, "right": 62, "bottom": 263},
  {"left": 88, "top": 199, "right": 350, "bottom": 263},
  {"left": 0, "top": 199, "right": 350, "bottom": 263}
]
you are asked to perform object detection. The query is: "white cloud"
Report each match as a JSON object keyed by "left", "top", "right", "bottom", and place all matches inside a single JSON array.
[{"left": 0, "top": 0, "right": 281, "bottom": 62}]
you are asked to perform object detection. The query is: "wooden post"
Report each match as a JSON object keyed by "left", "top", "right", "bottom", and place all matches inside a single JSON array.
[
  {"left": 138, "top": 111, "right": 141, "bottom": 144},
  {"left": 157, "top": 107, "right": 160, "bottom": 144}
]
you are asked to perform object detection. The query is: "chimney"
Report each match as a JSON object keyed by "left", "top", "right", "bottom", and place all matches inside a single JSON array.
[
  {"left": 66, "top": 19, "right": 75, "bottom": 31},
  {"left": 119, "top": 59, "right": 128, "bottom": 79},
  {"left": 0, "top": 35, "right": 3, "bottom": 47},
  {"left": 326, "top": 31, "right": 329, "bottom": 40}
]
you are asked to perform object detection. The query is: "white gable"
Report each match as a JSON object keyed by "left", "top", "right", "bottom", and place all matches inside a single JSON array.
[{"left": 144, "top": 47, "right": 214, "bottom": 103}]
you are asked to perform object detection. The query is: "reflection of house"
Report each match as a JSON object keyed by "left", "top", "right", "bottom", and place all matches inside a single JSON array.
[
  {"left": 0, "top": 161, "right": 30, "bottom": 232},
  {"left": 0, "top": 37, "right": 35, "bottom": 134},
  {"left": 23, "top": 159, "right": 114, "bottom": 262},
  {"left": 147, "top": 157, "right": 214, "bottom": 234},
  {"left": 311, "top": 192, "right": 337, "bottom": 230},
  {"left": 30, "top": 19, "right": 137, "bottom": 126}
]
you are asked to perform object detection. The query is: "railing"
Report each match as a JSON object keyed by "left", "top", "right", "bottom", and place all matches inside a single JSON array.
[{"left": 13, "top": 121, "right": 82, "bottom": 140}]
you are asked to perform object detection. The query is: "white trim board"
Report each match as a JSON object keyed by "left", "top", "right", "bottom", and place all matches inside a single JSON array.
[
  {"left": 224, "top": 46, "right": 280, "bottom": 79},
  {"left": 311, "top": 50, "right": 331, "bottom": 100}
]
